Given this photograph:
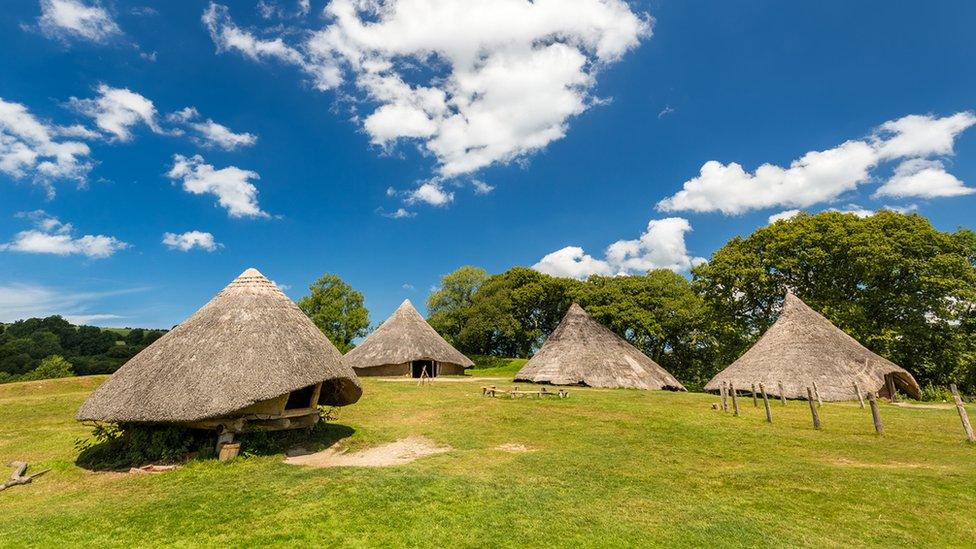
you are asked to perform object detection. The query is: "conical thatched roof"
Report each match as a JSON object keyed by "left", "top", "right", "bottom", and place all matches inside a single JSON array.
[
  {"left": 343, "top": 299, "right": 474, "bottom": 369},
  {"left": 514, "top": 304, "right": 685, "bottom": 390},
  {"left": 704, "top": 293, "right": 921, "bottom": 400},
  {"left": 77, "top": 268, "right": 362, "bottom": 423}
]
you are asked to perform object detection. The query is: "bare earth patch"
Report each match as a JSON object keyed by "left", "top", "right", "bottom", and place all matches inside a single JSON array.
[
  {"left": 284, "top": 437, "right": 451, "bottom": 468},
  {"left": 496, "top": 443, "right": 535, "bottom": 453},
  {"left": 377, "top": 377, "right": 504, "bottom": 383},
  {"left": 830, "top": 458, "right": 939, "bottom": 470}
]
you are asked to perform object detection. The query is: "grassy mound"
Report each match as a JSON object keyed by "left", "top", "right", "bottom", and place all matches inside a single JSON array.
[{"left": 1, "top": 376, "right": 975, "bottom": 546}]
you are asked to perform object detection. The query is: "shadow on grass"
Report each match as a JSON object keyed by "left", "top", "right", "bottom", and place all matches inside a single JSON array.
[{"left": 75, "top": 421, "right": 356, "bottom": 471}]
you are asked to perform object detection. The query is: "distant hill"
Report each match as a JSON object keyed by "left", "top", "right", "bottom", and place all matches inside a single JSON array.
[{"left": 0, "top": 316, "right": 167, "bottom": 384}]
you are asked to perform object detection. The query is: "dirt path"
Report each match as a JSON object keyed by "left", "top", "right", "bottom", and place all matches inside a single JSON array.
[{"left": 284, "top": 437, "right": 451, "bottom": 468}]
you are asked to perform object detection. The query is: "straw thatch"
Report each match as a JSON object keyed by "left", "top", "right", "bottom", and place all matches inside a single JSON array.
[
  {"left": 704, "top": 292, "right": 921, "bottom": 400},
  {"left": 77, "top": 268, "right": 362, "bottom": 423},
  {"left": 514, "top": 304, "right": 686, "bottom": 390},
  {"left": 343, "top": 299, "right": 474, "bottom": 375}
]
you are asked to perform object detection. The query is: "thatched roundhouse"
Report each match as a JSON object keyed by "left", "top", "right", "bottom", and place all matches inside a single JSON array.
[
  {"left": 343, "top": 299, "right": 474, "bottom": 377},
  {"left": 77, "top": 268, "right": 362, "bottom": 432},
  {"left": 514, "top": 303, "right": 686, "bottom": 390},
  {"left": 704, "top": 293, "right": 921, "bottom": 400}
]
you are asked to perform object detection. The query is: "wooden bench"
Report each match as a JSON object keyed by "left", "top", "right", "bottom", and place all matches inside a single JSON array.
[{"left": 482, "top": 386, "right": 569, "bottom": 399}]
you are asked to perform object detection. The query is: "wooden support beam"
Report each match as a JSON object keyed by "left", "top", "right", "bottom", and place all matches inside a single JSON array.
[
  {"left": 807, "top": 387, "right": 821, "bottom": 430},
  {"left": 853, "top": 381, "right": 865, "bottom": 409},
  {"left": 886, "top": 374, "right": 898, "bottom": 402},
  {"left": 760, "top": 383, "right": 772, "bottom": 423},
  {"left": 950, "top": 384, "right": 975, "bottom": 443},
  {"left": 868, "top": 392, "right": 884, "bottom": 435}
]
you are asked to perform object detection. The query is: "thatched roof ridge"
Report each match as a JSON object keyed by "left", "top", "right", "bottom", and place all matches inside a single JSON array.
[
  {"left": 343, "top": 299, "right": 474, "bottom": 369},
  {"left": 77, "top": 268, "right": 362, "bottom": 423},
  {"left": 514, "top": 303, "right": 685, "bottom": 390},
  {"left": 704, "top": 292, "right": 921, "bottom": 400}
]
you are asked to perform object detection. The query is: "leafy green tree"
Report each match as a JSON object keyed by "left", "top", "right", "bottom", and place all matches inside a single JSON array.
[
  {"left": 427, "top": 266, "right": 488, "bottom": 346},
  {"left": 125, "top": 328, "right": 146, "bottom": 346},
  {"left": 22, "top": 355, "right": 74, "bottom": 381},
  {"left": 693, "top": 211, "right": 976, "bottom": 390},
  {"left": 298, "top": 274, "right": 370, "bottom": 353}
]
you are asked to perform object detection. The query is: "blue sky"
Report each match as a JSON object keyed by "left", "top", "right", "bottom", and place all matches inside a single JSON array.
[{"left": 1, "top": 0, "right": 974, "bottom": 329}]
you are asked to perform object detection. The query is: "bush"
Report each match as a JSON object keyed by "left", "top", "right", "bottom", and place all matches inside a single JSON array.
[
  {"left": 919, "top": 384, "right": 954, "bottom": 403},
  {"left": 20, "top": 355, "right": 74, "bottom": 381},
  {"left": 76, "top": 424, "right": 215, "bottom": 470}
]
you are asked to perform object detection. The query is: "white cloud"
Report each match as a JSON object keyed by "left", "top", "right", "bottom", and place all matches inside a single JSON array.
[
  {"left": 0, "top": 282, "right": 132, "bottom": 324},
  {"left": 69, "top": 84, "right": 165, "bottom": 142},
  {"left": 402, "top": 283, "right": 415, "bottom": 291},
  {"left": 0, "top": 210, "right": 128, "bottom": 259},
  {"left": 658, "top": 105, "right": 674, "bottom": 118},
  {"left": 533, "top": 217, "right": 704, "bottom": 279},
  {"left": 204, "top": 0, "right": 649, "bottom": 184},
  {"left": 162, "top": 230, "right": 222, "bottom": 252},
  {"left": 271, "top": 280, "right": 292, "bottom": 291},
  {"left": 826, "top": 204, "right": 875, "bottom": 218},
  {"left": 37, "top": 0, "right": 121, "bottom": 43},
  {"left": 0, "top": 97, "right": 92, "bottom": 193},
  {"left": 298, "top": 0, "right": 311, "bottom": 16},
  {"left": 874, "top": 159, "right": 975, "bottom": 199},
  {"left": 658, "top": 112, "right": 976, "bottom": 215},
  {"left": 167, "top": 107, "right": 257, "bottom": 150},
  {"left": 383, "top": 207, "right": 416, "bottom": 219},
  {"left": 407, "top": 182, "right": 453, "bottom": 206},
  {"left": 768, "top": 209, "right": 801, "bottom": 223},
  {"left": 472, "top": 180, "right": 494, "bottom": 195},
  {"left": 167, "top": 154, "right": 268, "bottom": 218}
]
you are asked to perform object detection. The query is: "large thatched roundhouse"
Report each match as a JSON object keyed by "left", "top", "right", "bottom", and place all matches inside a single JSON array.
[
  {"left": 343, "top": 299, "right": 474, "bottom": 377},
  {"left": 77, "top": 268, "right": 362, "bottom": 432},
  {"left": 704, "top": 292, "right": 921, "bottom": 400},
  {"left": 514, "top": 303, "right": 685, "bottom": 390}
]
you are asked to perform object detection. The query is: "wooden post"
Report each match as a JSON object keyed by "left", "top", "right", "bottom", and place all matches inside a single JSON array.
[
  {"left": 806, "top": 387, "right": 821, "bottom": 429},
  {"left": 812, "top": 381, "right": 823, "bottom": 407},
  {"left": 751, "top": 383, "right": 758, "bottom": 407},
  {"left": 760, "top": 383, "right": 772, "bottom": 423},
  {"left": 868, "top": 392, "right": 884, "bottom": 435},
  {"left": 720, "top": 382, "right": 728, "bottom": 412},
  {"left": 778, "top": 382, "right": 787, "bottom": 405},
  {"left": 886, "top": 374, "right": 898, "bottom": 402},
  {"left": 853, "top": 381, "right": 865, "bottom": 409},
  {"left": 950, "top": 384, "right": 975, "bottom": 443},
  {"left": 730, "top": 382, "right": 740, "bottom": 416}
]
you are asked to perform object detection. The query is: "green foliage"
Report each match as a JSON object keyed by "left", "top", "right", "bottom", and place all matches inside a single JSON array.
[
  {"left": 693, "top": 211, "right": 976, "bottom": 391},
  {"left": 20, "top": 355, "right": 74, "bottom": 381},
  {"left": 919, "top": 384, "right": 954, "bottom": 402},
  {"left": 75, "top": 423, "right": 214, "bottom": 470},
  {"left": 298, "top": 273, "right": 370, "bottom": 353},
  {"left": 427, "top": 266, "right": 488, "bottom": 346}
]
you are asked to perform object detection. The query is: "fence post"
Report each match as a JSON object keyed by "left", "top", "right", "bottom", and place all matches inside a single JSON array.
[
  {"left": 751, "top": 383, "right": 758, "bottom": 407},
  {"left": 778, "top": 382, "right": 787, "bottom": 406},
  {"left": 950, "top": 384, "right": 975, "bottom": 443},
  {"left": 730, "top": 382, "right": 740, "bottom": 416},
  {"left": 720, "top": 382, "right": 728, "bottom": 412},
  {"left": 760, "top": 383, "right": 772, "bottom": 423},
  {"left": 853, "top": 381, "right": 864, "bottom": 409},
  {"left": 868, "top": 392, "right": 884, "bottom": 435},
  {"left": 812, "top": 381, "right": 823, "bottom": 407},
  {"left": 806, "top": 387, "right": 821, "bottom": 430}
]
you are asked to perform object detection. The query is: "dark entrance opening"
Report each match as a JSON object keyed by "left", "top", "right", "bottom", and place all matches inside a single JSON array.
[
  {"left": 285, "top": 384, "right": 317, "bottom": 409},
  {"left": 411, "top": 360, "right": 436, "bottom": 378}
]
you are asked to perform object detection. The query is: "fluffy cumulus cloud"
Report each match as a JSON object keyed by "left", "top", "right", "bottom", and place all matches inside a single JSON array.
[
  {"left": 167, "top": 107, "right": 257, "bottom": 150},
  {"left": 0, "top": 97, "right": 93, "bottom": 194},
  {"left": 69, "top": 84, "right": 165, "bottom": 142},
  {"left": 533, "top": 217, "right": 705, "bottom": 279},
  {"left": 407, "top": 182, "right": 454, "bottom": 206},
  {"left": 37, "top": 0, "right": 121, "bottom": 43},
  {"left": 658, "top": 112, "right": 976, "bottom": 214},
  {"left": 167, "top": 154, "right": 268, "bottom": 218},
  {"left": 0, "top": 210, "right": 128, "bottom": 259},
  {"left": 162, "top": 230, "right": 222, "bottom": 251},
  {"left": 203, "top": 0, "right": 650, "bottom": 200}
]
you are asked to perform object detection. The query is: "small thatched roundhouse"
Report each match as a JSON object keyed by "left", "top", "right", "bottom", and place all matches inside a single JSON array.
[
  {"left": 343, "top": 299, "right": 474, "bottom": 377},
  {"left": 77, "top": 268, "right": 362, "bottom": 432},
  {"left": 514, "top": 303, "right": 685, "bottom": 390},
  {"left": 704, "top": 292, "right": 921, "bottom": 400}
]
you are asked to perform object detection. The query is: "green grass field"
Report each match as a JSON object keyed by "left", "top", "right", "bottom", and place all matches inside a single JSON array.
[{"left": 1, "top": 375, "right": 975, "bottom": 547}]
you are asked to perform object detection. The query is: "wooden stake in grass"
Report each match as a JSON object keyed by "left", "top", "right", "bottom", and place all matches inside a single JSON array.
[
  {"left": 853, "top": 381, "right": 865, "bottom": 409},
  {"left": 720, "top": 382, "right": 728, "bottom": 412},
  {"left": 868, "top": 392, "right": 884, "bottom": 435},
  {"left": 806, "top": 387, "right": 821, "bottom": 430},
  {"left": 812, "top": 381, "right": 823, "bottom": 408},
  {"left": 760, "top": 383, "right": 772, "bottom": 423},
  {"left": 751, "top": 383, "right": 758, "bottom": 407},
  {"left": 730, "top": 382, "right": 740, "bottom": 416},
  {"left": 950, "top": 384, "right": 975, "bottom": 444},
  {"left": 886, "top": 374, "right": 899, "bottom": 403},
  {"left": 778, "top": 382, "right": 787, "bottom": 406}
]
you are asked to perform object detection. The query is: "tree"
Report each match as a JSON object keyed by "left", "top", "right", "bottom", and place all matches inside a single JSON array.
[
  {"left": 21, "top": 355, "right": 74, "bottom": 381},
  {"left": 298, "top": 274, "right": 370, "bottom": 353},
  {"left": 693, "top": 211, "right": 976, "bottom": 390},
  {"left": 427, "top": 266, "right": 488, "bottom": 346},
  {"left": 125, "top": 328, "right": 146, "bottom": 346}
]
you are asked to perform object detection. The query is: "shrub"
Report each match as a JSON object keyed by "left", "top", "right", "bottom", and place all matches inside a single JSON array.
[
  {"left": 76, "top": 424, "right": 214, "bottom": 470},
  {"left": 20, "top": 355, "right": 74, "bottom": 381},
  {"left": 919, "top": 384, "right": 954, "bottom": 403}
]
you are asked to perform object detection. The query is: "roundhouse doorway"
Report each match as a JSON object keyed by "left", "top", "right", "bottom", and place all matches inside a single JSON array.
[{"left": 411, "top": 360, "right": 436, "bottom": 378}]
